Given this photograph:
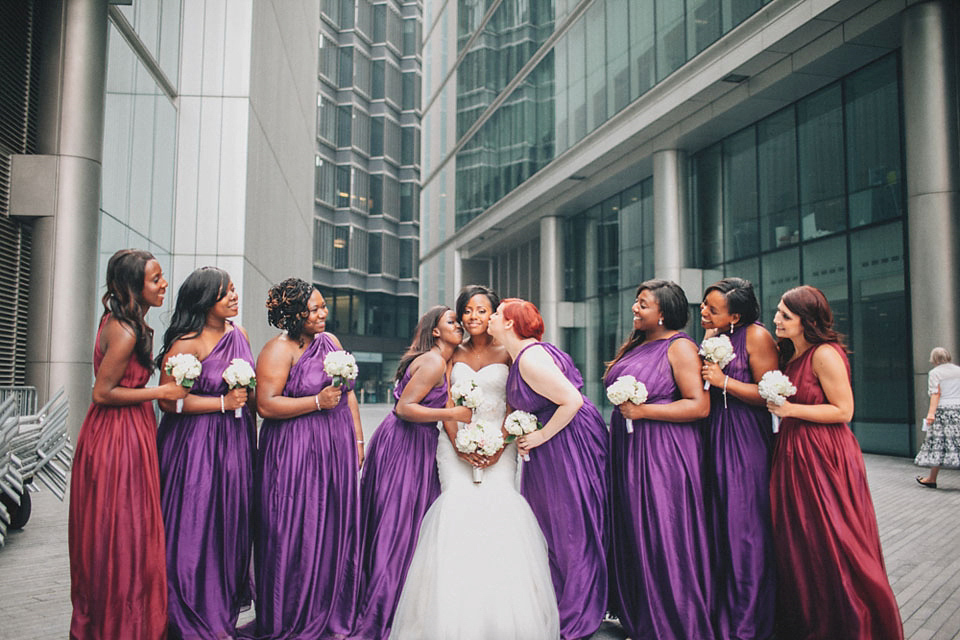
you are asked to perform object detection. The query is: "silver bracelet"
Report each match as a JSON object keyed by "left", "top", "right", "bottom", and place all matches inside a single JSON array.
[
  {"left": 722, "top": 375, "right": 729, "bottom": 409},
  {"left": 220, "top": 395, "right": 225, "bottom": 413},
  {"left": 314, "top": 393, "right": 322, "bottom": 411}
]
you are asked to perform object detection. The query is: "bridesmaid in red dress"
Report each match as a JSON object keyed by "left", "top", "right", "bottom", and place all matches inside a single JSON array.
[
  {"left": 69, "top": 249, "right": 188, "bottom": 640},
  {"left": 768, "top": 285, "right": 902, "bottom": 639}
]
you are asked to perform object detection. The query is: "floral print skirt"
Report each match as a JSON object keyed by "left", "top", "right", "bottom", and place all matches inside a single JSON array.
[{"left": 915, "top": 406, "right": 960, "bottom": 468}]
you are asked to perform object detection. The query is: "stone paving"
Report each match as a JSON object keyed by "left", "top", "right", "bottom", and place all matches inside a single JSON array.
[{"left": 1, "top": 403, "right": 958, "bottom": 639}]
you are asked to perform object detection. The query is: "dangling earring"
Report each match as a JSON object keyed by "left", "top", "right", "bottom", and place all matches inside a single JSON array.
[
  {"left": 730, "top": 321, "right": 735, "bottom": 333},
  {"left": 658, "top": 318, "right": 663, "bottom": 326}
]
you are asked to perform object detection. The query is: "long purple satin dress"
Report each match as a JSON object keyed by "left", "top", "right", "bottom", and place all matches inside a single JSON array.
[
  {"left": 157, "top": 325, "right": 255, "bottom": 639},
  {"left": 506, "top": 342, "right": 607, "bottom": 640},
  {"left": 248, "top": 332, "right": 359, "bottom": 639},
  {"left": 605, "top": 333, "right": 714, "bottom": 640},
  {"left": 351, "top": 370, "right": 447, "bottom": 640},
  {"left": 705, "top": 324, "right": 775, "bottom": 640}
]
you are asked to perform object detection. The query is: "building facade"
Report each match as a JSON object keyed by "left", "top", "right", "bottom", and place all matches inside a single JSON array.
[
  {"left": 313, "top": 0, "right": 423, "bottom": 401},
  {"left": 420, "top": 0, "right": 960, "bottom": 456},
  {"left": 1, "top": 0, "right": 319, "bottom": 438}
]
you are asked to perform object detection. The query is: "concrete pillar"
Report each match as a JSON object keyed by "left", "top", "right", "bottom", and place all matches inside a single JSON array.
[
  {"left": 902, "top": 0, "right": 960, "bottom": 449},
  {"left": 539, "top": 216, "right": 562, "bottom": 344},
  {"left": 653, "top": 149, "right": 688, "bottom": 284},
  {"left": 27, "top": 0, "right": 109, "bottom": 440}
]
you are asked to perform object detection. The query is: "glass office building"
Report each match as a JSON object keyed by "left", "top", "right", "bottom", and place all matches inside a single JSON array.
[
  {"left": 314, "top": 0, "right": 424, "bottom": 400},
  {"left": 420, "top": 0, "right": 960, "bottom": 455}
]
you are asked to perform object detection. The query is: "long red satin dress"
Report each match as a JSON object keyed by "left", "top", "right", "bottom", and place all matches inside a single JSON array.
[
  {"left": 770, "top": 342, "right": 902, "bottom": 639},
  {"left": 68, "top": 317, "right": 168, "bottom": 639}
]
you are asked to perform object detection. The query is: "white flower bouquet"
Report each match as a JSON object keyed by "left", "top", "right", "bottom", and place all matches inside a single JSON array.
[
  {"left": 504, "top": 409, "right": 541, "bottom": 462},
  {"left": 699, "top": 335, "right": 736, "bottom": 390},
  {"left": 323, "top": 350, "right": 358, "bottom": 390},
  {"left": 606, "top": 375, "right": 648, "bottom": 434},
  {"left": 455, "top": 420, "right": 504, "bottom": 483},
  {"left": 165, "top": 353, "right": 202, "bottom": 414},
  {"left": 758, "top": 370, "right": 797, "bottom": 433},
  {"left": 450, "top": 377, "right": 483, "bottom": 410},
  {"left": 222, "top": 358, "right": 256, "bottom": 418}
]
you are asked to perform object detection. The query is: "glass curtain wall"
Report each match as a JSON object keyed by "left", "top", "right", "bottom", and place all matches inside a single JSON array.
[
  {"left": 451, "top": 0, "right": 772, "bottom": 229},
  {"left": 99, "top": 4, "right": 181, "bottom": 338},
  {"left": 689, "top": 53, "right": 910, "bottom": 454}
]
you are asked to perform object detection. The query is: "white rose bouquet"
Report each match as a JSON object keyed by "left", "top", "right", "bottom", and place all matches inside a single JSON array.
[
  {"left": 323, "top": 350, "right": 358, "bottom": 390},
  {"left": 758, "top": 370, "right": 797, "bottom": 433},
  {"left": 165, "top": 353, "right": 202, "bottom": 413},
  {"left": 606, "top": 375, "right": 648, "bottom": 434},
  {"left": 504, "top": 409, "right": 541, "bottom": 462},
  {"left": 699, "top": 334, "right": 736, "bottom": 390},
  {"left": 455, "top": 420, "right": 504, "bottom": 483},
  {"left": 222, "top": 358, "right": 256, "bottom": 418},
  {"left": 450, "top": 377, "right": 483, "bottom": 410}
]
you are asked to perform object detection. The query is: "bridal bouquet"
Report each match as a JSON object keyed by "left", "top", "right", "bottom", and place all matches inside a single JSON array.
[
  {"left": 699, "top": 335, "right": 736, "bottom": 390},
  {"left": 222, "top": 358, "right": 256, "bottom": 418},
  {"left": 455, "top": 420, "right": 504, "bottom": 483},
  {"left": 323, "top": 350, "right": 358, "bottom": 389},
  {"left": 606, "top": 375, "right": 648, "bottom": 434},
  {"left": 504, "top": 409, "right": 541, "bottom": 462},
  {"left": 165, "top": 353, "right": 202, "bottom": 414},
  {"left": 450, "top": 377, "right": 483, "bottom": 410},
  {"left": 758, "top": 370, "right": 797, "bottom": 433}
]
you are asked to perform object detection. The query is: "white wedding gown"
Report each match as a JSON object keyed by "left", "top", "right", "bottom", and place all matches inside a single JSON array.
[{"left": 390, "top": 362, "right": 560, "bottom": 640}]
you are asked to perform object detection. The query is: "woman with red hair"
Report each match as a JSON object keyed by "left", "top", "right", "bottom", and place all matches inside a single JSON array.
[
  {"left": 769, "top": 285, "right": 902, "bottom": 639},
  {"left": 488, "top": 298, "right": 608, "bottom": 639}
]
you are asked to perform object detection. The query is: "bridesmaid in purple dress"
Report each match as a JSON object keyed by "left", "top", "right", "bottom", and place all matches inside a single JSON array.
[
  {"left": 488, "top": 298, "right": 608, "bottom": 640},
  {"left": 604, "top": 280, "right": 713, "bottom": 640},
  {"left": 156, "top": 267, "right": 256, "bottom": 639},
  {"left": 248, "top": 278, "right": 365, "bottom": 639},
  {"left": 699, "top": 278, "right": 778, "bottom": 640},
  {"left": 351, "top": 306, "right": 471, "bottom": 640}
]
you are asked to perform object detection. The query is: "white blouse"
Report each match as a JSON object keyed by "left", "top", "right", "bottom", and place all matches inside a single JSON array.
[{"left": 929, "top": 362, "right": 960, "bottom": 408}]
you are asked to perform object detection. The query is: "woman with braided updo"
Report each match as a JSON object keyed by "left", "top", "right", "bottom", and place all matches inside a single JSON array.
[{"left": 244, "top": 278, "right": 364, "bottom": 639}]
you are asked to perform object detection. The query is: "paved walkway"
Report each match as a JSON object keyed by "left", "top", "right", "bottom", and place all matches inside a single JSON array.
[{"left": 1, "top": 404, "right": 957, "bottom": 638}]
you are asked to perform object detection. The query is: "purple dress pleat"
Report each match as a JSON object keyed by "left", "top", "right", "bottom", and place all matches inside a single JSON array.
[
  {"left": 351, "top": 372, "right": 447, "bottom": 640},
  {"left": 245, "top": 332, "right": 360, "bottom": 640},
  {"left": 605, "top": 333, "right": 714, "bottom": 640},
  {"left": 506, "top": 342, "right": 608, "bottom": 640},
  {"left": 705, "top": 324, "right": 775, "bottom": 640},
  {"left": 157, "top": 326, "right": 256, "bottom": 639}
]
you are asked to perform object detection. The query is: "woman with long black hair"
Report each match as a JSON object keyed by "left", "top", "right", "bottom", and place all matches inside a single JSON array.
[
  {"left": 69, "top": 249, "right": 187, "bottom": 639},
  {"left": 155, "top": 266, "right": 256, "bottom": 639}
]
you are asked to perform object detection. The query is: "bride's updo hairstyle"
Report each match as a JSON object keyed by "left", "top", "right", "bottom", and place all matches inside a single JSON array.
[
  {"left": 499, "top": 298, "right": 544, "bottom": 341},
  {"left": 455, "top": 285, "right": 500, "bottom": 321},
  {"left": 266, "top": 277, "right": 315, "bottom": 343},
  {"left": 394, "top": 305, "right": 452, "bottom": 381},
  {"left": 777, "top": 284, "right": 847, "bottom": 369}
]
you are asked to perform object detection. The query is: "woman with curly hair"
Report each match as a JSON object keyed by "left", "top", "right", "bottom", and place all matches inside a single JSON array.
[
  {"left": 769, "top": 285, "right": 901, "bottom": 639},
  {"left": 69, "top": 249, "right": 187, "bottom": 639},
  {"left": 244, "top": 278, "right": 364, "bottom": 639},
  {"left": 154, "top": 267, "right": 256, "bottom": 638}
]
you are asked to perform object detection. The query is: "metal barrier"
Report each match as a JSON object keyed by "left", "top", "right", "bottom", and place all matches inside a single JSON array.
[{"left": 0, "top": 386, "right": 37, "bottom": 416}]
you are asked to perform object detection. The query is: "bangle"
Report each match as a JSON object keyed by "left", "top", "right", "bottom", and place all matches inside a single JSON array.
[
  {"left": 314, "top": 393, "right": 322, "bottom": 411},
  {"left": 357, "top": 439, "right": 364, "bottom": 444},
  {"left": 722, "top": 376, "right": 729, "bottom": 410},
  {"left": 220, "top": 395, "right": 225, "bottom": 413}
]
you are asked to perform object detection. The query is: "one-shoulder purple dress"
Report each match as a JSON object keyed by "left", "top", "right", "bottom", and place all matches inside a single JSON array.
[
  {"left": 157, "top": 325, "right": 255, "bottom": 639},
  {"left": 351, "top": 370, "right": 447, "bottom": 640},
  {"left": 605, "top": 333, "right": 714, "bottom": 640},
  {"left": 506, "top": 341, "right": 608, "bottom": 640},
  {"left": 705, "top": 324, "right": 775, "bottom": 640},
  {"left": 247, "top": 332, "right": 359, "bottom": 640}
]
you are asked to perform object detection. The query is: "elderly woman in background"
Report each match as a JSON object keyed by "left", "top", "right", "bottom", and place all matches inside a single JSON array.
[{"left": 915, "top": 347, "right": 960, "bottom": 488}]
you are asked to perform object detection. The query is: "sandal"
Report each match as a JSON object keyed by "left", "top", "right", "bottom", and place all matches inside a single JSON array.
[{"left": 916, "top": 475, "right": 937, "bottom": 489}]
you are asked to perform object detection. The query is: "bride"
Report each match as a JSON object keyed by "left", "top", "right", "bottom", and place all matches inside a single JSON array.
[{"left": 390, "top": 285, "right": 560, "bottom": 639}]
